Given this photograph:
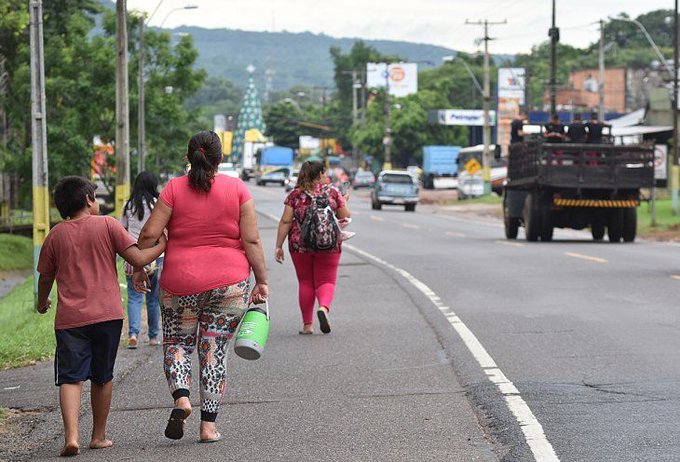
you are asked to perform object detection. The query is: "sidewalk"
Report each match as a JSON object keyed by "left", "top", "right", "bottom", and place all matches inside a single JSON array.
[{"left": 0, "top": 221, "right": 497, "bottom": 461}]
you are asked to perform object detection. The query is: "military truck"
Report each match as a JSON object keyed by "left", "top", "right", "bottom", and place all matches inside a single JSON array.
[{"left": 503, "top": 140, "right": 654, "bottom": 242}]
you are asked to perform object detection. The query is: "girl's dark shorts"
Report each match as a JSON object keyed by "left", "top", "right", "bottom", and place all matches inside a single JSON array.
[{"left": 54, "top": 319, "right": 123, "bottom": 386}]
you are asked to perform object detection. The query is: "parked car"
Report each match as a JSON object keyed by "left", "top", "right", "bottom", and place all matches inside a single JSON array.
[
  {"left": 352, "top": 171, "right": 376, "bottom": 189},
  {"left": 371, "top": 170, "right": 419, "bottom": 212},
  {"left": 218, "top": 162, "right": 240, "bottom": 179},
  {"left": 284, "top": 169, "right": 299, "bottom": 192},
  {"left": 255, "top": 167, "right": 290, "bottom": 186}
]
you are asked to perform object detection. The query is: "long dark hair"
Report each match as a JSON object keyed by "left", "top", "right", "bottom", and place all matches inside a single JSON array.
[
  {"left": 187, "top": 131, "right": 222, "bottom": 192},
  {"left": 297, "top": 160, "right": 325, "bottom": 192},
  {"left": 124, "top": 171, "right": 159, "bottom": 221}
]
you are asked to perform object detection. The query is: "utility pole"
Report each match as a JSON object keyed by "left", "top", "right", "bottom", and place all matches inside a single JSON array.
[
  {"left": 598, "top": 19, "right": 605, "bottom": 121},
  {"left": 138, "top": 15, "right": 146, "bottom": 173},
  {"left": 116, "top": 0, "right": 130, "bottom": 217},
  {"left": 673, "top": 0, "right": 679, "bottom": 215},
  {"left": 383, "top": 64, "right": 392, "bottom": 170},
  {"left": 352, "top": 70, "right": 358, "bottom": 124},
  {"left": 360, "top": 69, "right": 366, "bottom": 126},
  {"left": 30, "top": 0, "right": 49, "bottom": 304},
  {"left": 466, "top": 18, "right": 507, "bottom": 195},
  {"left": 549, "top": 0, "right": 559, "bottom": 115}
]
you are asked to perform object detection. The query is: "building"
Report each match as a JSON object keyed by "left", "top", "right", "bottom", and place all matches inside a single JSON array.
[{"left": 545, "top": 67, "right": 627, "bottom": 113}]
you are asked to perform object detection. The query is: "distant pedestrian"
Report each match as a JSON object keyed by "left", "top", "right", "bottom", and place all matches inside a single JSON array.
[
  {"left": 121, "top": 171, "right": 163, "bottom": 349},
  {"left": 586, "top": 112, "right": 610, "bottom": 144},
  {"left": 567, "top": 114, "right": 587, "bottom": 143},
  {"left": 132, "top": 130, "right": 268, "bottom": 443},
  {"left": 544, "top": 114, "right": 566, "bottom": 143},
  {"left": 510, "top": 112, "right": 526, "bottom": 144},
  {"left": 37, "top": 176, "right": 165, "bottom": 457},
  {"left": 274, "top": 160, "right": 351, "bottom": 335}
]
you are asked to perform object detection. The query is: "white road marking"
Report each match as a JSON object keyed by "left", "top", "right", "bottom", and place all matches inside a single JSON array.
[
  {"left": 370, "top": 215, "right": 385, "bottom": 222},
  {"left": 564, "top": 252, "right": 608, "bottom": 264},
  {"left": 402, "top": 223, "right": 420, "bottom": 229},
  {"left": 446, "top": 231, "right": 466, "bottom": 237},
  {"left": 344, "top": 244, "right": 560, "bottom": 462},
  {"left": 671, "top": 275, "right": 680, "bottom": 281},
  {"left": 496, "top": 240, "right": 525, "bottom": 248}
]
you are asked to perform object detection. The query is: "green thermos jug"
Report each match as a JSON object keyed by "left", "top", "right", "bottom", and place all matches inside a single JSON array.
[{"left": 234, "top": 301, "right": 270, "bottom": 360}]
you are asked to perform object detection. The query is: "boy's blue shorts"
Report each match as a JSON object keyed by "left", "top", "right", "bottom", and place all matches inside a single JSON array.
[{"left": 54, "top": 319, "right": 123, "bottom": 386}]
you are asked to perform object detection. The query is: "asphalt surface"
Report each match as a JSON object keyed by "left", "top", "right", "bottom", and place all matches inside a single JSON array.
[{"left": 3, "top": 184, "right": 679, "bottom": 461}]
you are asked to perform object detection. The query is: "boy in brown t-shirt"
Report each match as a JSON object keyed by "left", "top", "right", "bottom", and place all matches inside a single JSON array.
[{"left": 37, "top": 176, "right": 165, "bottom": 457}]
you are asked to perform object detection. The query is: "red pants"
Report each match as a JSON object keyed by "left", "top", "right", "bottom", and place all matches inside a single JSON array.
[{"left": 291, "top": 251, "right": 342, "bottom": 324}]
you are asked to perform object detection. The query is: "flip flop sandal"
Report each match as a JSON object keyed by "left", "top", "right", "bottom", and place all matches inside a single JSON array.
[
  {"left": 298, "top": 330, "right": 313, "bottom": 335},
  {"left": 164, "top": 408, "right": 187, "bottom": 440},
  {"left": 200, "top": 431, "right": 222, "bottom": 443},
  {"left": 317, "top": 309, "right": 331, "bottom": 334}
]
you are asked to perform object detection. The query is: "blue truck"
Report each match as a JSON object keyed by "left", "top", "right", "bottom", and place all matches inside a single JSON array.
[
  {"left": 422, "top": 145, "right": 460, "bottom": 189},
  {"left": 255, "top": 146, "right": 295, "bottom": 186}
]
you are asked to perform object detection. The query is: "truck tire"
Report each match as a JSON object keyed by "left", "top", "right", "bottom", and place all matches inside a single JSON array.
[
  {"left": 591, "top": 222, "right": 605, "bottom": 241},
  {"left": 622, "top": 208, "right": 637, "bottom": 242},
  {"left": 405, "top": 204, "right": 416, "bottom": 212},
  {"left": 523, "top": 193, "right": 541, "bottom": 242},
  {"left": 503, "top": 201, "right": 519, "bottom": 239},
  {"left": 540, "top": 207, "right": 554, "bottom": 242},
  {"left": 607, "top": 209, "right": 624, "bottom": 243}
]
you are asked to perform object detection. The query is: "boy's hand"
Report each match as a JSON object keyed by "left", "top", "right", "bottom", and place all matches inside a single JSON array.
[
  {"left": 37, "top": 298, "right": 52, "bottom": 314},
  {"left": 132, "top": 271, "right": 151, "bottom": 293}
]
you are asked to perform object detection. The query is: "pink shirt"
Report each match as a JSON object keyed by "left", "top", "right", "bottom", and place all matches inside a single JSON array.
[
  {"left": 37, "top": 215, "right": 136, "bottom": 330},
  {"left": 159, "top": 174, "right": 253, "bottom": 296}
]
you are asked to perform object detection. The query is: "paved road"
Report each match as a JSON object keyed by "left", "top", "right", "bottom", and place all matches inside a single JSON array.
[{"left": 4, "top": 184, "right": 679, "bottom": 461}]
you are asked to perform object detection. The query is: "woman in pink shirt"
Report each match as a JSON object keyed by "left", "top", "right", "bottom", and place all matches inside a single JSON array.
[
  {"left": 133, "top": 131, "right": 268, "bottom": 443},
  {"left": 275, "top": 160, "right": 350, "bottom": 335}
]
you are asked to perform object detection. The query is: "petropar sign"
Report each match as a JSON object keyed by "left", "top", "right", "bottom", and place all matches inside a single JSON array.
[{"left": 433, "top": 109, "right": 497, "bottom": 126}]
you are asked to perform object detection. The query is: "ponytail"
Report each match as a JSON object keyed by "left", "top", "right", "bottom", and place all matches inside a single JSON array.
[{"left": 187, "top": 131, "right": 222, "bottom": 192}]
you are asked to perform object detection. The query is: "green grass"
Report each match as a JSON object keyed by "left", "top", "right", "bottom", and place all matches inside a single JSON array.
[
  {"left": 0, "top": 260, "right": 129, "bottom": 369},
  {"left": 0, "top": 234, "right": 32, "bottom": 271},
  {"left": 446, "top": 194, "right": 503, "bottom": 206},
  {"left": 637, "top": 198, "right": 680, "bottom": 237}
]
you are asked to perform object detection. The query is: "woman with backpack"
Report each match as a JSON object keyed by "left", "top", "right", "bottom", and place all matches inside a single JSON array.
[{"left": 275, "top": 160, "right": 351, "bottom": 335}]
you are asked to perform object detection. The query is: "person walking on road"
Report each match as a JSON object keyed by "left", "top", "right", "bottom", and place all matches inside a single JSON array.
[
  {"left": 36, "top": 176, "right": 166, "bottom": 457},
  {"left": 133, "top": 131, "right": 268, "bottom": 443},
  {"left": 121, "top": 171, "right": 163, "bottom": 349},
  {"left": 275, "top": 160, "right": 351, "bottom": 335}
]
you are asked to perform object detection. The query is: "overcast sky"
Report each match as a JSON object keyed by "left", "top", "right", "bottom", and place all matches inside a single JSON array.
[{"left": 127, "top": 1, "right": 674, "bottom": 54}]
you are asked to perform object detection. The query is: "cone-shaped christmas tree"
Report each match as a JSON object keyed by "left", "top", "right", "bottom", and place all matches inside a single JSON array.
[{"left": 232, "top": 65, "right": 267, "bottom": 163}]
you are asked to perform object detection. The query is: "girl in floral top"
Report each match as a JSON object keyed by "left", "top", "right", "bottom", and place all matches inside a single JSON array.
[{"left": 275, "top": 161, "right": 351, "bottom": 334}]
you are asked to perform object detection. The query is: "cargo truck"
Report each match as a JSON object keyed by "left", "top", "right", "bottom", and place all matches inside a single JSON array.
[
  {"left": 422, "top": 145, "right": 460, "bottom": 189},
  {"left": 255, "top": 146, "right": 295, "bottom": 186}
]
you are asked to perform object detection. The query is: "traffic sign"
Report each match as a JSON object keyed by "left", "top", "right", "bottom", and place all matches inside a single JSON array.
[{"left": 465, "top": 158, "right": 481, "bottom": 175}]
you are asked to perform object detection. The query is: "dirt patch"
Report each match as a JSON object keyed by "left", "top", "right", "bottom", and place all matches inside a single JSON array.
[{"left": 419, "top": 189, "right": 459, "bottom": 205}]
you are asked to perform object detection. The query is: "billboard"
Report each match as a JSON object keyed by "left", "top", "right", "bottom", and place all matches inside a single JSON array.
[
  {"left": 366, "top": 62, "right": 418, "bottom": 97},
  {"left": 435, "top": 109, "right": 496, "bottom": 126},
  {"left": 497, "top": 68, "right": 526, "bottom": 156}
]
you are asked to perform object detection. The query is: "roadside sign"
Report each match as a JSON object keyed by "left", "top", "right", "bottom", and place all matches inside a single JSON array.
[
  {"left": 654, "top": 144, "right": 667, "bottom": 181},
  {"left": 465, "top": 158, "right": 481, "bottom": 175}
]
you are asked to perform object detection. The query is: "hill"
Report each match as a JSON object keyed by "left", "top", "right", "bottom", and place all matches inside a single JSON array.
[{"left": 167, "top": 27, "right": 459, "bottom": 90}]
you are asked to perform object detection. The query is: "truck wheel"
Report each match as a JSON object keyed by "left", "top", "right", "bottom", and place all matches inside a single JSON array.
[
  {"left": 607, "top": 209, "right": 624, "bottom": 243},
  {"left": 405, "top": 204, "right": 416, "bottom": 212},
  {"left": 523, "top": 193, "right": 541, "bottom": 242},
  {"left": 591, "top": 222, "right": 605, "bottom": 241},
  {"left": 622, "top": 208, "right": 637, "bottom": 242},
  {"left": 540, "top": 207, "right": 554, "bottom": 242},
  {"left": 503, "top": 201, "right": 519, "bottom": 239}
]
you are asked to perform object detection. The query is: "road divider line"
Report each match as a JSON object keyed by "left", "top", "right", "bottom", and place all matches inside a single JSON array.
[
  {"left": 496, "top": 240, "right": 525, "bottom": 247},
  {"left": 370, "top": 215, "right": 385, "bottom": 222},
  {"left": 402, "top": 223, "right": 420, "bottom": 229},
  {"left": 446, "top": 231, "right": 466, "bottom": 238},
  {"left": 343, "top": 243, "right": 560, "bottom": 462},
  {"left": 671, "top": 275, "right": 680, "bottom": 281},
  {"left": 564, "top": 252, "right": 608, "bottom": 264}
]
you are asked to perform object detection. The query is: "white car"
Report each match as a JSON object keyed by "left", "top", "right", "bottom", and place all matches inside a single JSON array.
[{"left": 218, "top": 162, "right": 240, "bottom": 179}]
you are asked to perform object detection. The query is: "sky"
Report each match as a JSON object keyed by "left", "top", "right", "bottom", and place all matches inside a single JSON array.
[{"left": 127, "top": 0, "right": 674, "bottom": 54}]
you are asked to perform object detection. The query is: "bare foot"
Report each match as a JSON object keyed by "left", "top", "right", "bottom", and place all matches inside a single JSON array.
[
  {"left": 199, "top": 422, "right": 221, "bottom": 441},
  {"left": 299, "top": 323, "right": 313, "bottom": 334},
  {"left": 89, "top": 439, "right": 113, "bottom": 450},
  {"left": 60, "top": 442, "right": 80, "bottom": 457}
]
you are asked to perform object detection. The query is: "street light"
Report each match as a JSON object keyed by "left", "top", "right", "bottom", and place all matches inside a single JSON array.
[
  {"left": 442, "top": 55, "right": 483, "bottom": 95},
  {"left": 608, "top": 16, "right": 673, "bottom": 76},
  {"left": 160, "top": 5, "right": 198, "bottom": 28}
]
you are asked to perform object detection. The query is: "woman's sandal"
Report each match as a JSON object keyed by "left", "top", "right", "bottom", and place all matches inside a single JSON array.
[
  {"left": 298, "top": 330, "right": 313, "bottom": 335},
  {"left": 164, "top": 408, "right": 188, "bottom": 440},
  {"left": 199, "top": 431, "right": 222, "bottom": 443},
  {"left": 317, "top": 307, "right": 331, "bottom": 334}
]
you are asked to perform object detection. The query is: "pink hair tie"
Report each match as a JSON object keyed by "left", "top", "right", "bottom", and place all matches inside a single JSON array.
[{"left": 197, "top": 147, "right": 205, "bottom": 155}]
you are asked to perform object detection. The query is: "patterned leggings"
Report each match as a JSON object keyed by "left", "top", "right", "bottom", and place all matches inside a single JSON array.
[{"left": 160, "top": 280, "right": 250, "bottom": 422}]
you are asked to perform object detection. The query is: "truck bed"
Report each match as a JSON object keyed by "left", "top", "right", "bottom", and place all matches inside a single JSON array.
[{"left": 506, "top": 142, "right": 654, "bottom": 190}]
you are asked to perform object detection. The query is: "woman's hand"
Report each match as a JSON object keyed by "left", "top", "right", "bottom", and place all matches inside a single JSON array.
[
  {"left": 250, "top": 282, "right": 269, "bottom": 304},
  {"left": 275, "top": 247, "right": 285, "bottom": 264},
  {"left": 132, "top": 270, "right": 151, "bottom": 294}
]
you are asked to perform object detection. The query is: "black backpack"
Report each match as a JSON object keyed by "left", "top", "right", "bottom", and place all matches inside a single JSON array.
[{"left": 301, "top": 189, "right": 340, "bottom": 251}]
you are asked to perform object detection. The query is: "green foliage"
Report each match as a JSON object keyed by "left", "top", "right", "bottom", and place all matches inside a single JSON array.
[
  {"left": 187, "top": 76, "right": 243, "bottom": 130},
  {"left": 0, "top": 234, "right": 32, "bottom": 271}
]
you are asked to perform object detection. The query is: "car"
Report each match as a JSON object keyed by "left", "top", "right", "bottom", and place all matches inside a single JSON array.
[
  {"left": 371, "top": 170, "right": 419, "bottom": 212},
  {"left": 352, "top": 171, "right": 376, "bottom": 189},
  {"left": 255, "top": 167, "right": 290, "bottom": 186},
  {"left": 218, "top": 162, "right": 240, "bottom": 178},
  {"left": 284, "top": 169, "right": 299, "bottom": 192}
]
